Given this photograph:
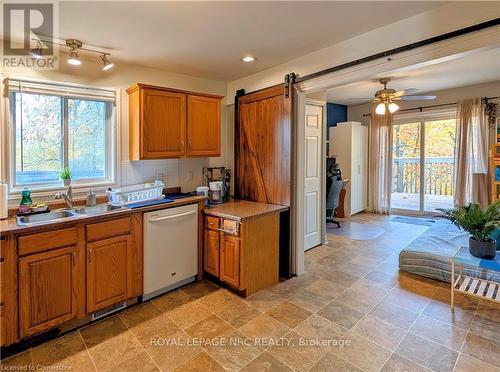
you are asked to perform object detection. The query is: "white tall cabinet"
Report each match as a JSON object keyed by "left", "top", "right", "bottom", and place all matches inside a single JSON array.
[{"left": 329, "top": 121, "right": 368, "bottom": 217}]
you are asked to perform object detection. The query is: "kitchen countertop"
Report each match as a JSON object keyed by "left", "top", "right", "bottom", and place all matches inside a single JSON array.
[
  {"left": 203, "top": 199, "right": 289, "bottom": 221},
  {"left": 0, "top": 195, "right": 207, "bottom": 235}
]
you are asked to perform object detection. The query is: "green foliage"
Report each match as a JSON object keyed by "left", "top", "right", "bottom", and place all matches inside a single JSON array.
[
  {"left": 59, "top": 167, "right": 71, "bottom": 180},
  {"left": 438, "top": 202, "right": 500, "bottom": 242}
]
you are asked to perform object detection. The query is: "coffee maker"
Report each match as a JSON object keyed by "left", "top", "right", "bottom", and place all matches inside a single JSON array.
[{"left": 203, "top": 167, "right": 230, "bottom": 204}]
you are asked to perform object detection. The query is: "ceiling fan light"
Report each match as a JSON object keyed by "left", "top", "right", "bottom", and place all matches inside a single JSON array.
[
  {"left": 101, "top": 54, "right": 114, "bottom": 71},
  {"left": 67, "top": 48, "right": 81, "bottom": 66},
  {"left": 375, "top": 102, "right": 386, "bottom": 115},
  {"left": 388, "top": 102, "right": 400, "bottom": 113}
]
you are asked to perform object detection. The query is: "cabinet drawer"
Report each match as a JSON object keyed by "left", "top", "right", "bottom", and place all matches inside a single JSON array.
[
  {"left": 205, "top": 216, "right": 219, "bottom": 231},
  {"left": 86, "top": 217, "right": 132, "bottom": 242},
  {"left": 18, "top": 227, "right": 78, "bottom": 256}
]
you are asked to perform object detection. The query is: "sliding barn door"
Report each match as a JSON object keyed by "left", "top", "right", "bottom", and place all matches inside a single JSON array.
[{"left": 235, "top": 84, "right": 292, "bottom": 205}]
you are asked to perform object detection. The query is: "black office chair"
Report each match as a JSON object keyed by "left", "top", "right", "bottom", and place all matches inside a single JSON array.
[{"left": 326, "top": 174, "right": 343, "bottom": 228}]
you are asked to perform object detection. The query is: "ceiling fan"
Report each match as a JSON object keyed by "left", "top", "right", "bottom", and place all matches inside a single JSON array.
[{"left": 350, "top": 78, "right": 437, "bottom": 115}]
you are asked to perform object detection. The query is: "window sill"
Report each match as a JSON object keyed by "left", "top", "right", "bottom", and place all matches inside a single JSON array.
[{"left": 8, "top": 182, "right": 117, "bottom": 202}]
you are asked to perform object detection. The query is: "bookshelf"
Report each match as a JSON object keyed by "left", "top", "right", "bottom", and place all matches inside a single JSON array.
[{"left": 491, "top": 143, "right": 500, "bottom": 202}]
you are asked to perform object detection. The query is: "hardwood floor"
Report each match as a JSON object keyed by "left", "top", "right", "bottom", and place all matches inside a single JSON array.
[{"left": 2, "top": 212, "right": 499, "bottom": 371}]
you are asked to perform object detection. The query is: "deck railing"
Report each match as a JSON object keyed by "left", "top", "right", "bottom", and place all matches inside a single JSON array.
[{"left": 392, "top": 157, "right": 455, "bottom": 196}]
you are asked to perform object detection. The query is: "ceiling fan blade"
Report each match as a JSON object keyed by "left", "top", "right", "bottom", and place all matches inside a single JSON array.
[
  {"left": 392, "top": 88, "right": 418, "bottom": 97},
  {"left": 398, "top": 95, "right": 437, "bottom": 101},
  {"left": 347, "top": 97, "right": 373, "bottom": 100}
]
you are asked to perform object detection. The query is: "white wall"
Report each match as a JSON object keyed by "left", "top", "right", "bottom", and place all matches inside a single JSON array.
[
  {"left": 1, "top": 55, "right": 231, "bottom": 205},
  {"left": 348, "top": 80, "right": 500, "bottom": 125},
  {"left": 226, "top": 2, "right": 500, "bottom": 103}
]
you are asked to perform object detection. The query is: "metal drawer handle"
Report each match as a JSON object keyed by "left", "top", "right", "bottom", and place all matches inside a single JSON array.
[{"left": 149, "top": 210, "right": 196, "bottom": 222}]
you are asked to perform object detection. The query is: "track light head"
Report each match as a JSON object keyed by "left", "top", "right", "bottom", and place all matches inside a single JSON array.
[
  {"left": 101, "top": 54, "right": 114, "bottom": 71},
  {"left": 29, "top": 41, "right": 45, "bottom": 59},
  {"left": 67, "top": 48, "right": 81, "bottom": 66}
]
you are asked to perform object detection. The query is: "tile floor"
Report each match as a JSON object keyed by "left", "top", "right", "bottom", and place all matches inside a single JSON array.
[{"left": 2, "top": 213, "right": 499, "bottom": 372}]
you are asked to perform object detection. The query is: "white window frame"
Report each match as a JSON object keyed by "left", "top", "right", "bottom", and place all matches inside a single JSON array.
[{"left": 3, "top": 77, "right": 121, "bottom": 196}]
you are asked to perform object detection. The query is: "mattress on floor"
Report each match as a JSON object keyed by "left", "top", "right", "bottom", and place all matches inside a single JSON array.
[{"left": 399, "top": 219, "right": 500, "bottom": 283}]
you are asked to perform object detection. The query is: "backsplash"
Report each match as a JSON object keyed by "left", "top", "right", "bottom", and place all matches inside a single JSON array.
[{"left": 121, "top": 159, "right": 179, "bottom": 187}]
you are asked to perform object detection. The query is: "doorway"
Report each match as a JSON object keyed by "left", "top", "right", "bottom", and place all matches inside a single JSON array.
[{"left": 391, "top": 113, "right": 456, "bottom": 214}]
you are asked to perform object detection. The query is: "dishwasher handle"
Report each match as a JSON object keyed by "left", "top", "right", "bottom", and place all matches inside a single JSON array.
[{"left": 149, "top": 210, "right": 196, "bottom": 222}]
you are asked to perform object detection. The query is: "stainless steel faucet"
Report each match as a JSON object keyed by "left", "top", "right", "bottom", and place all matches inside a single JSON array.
[{"left": 54, "top": 186, "right": 73, "bottom": 209}]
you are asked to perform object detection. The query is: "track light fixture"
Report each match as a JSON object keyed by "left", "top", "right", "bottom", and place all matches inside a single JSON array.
[{"left": 31, "top": 38, "right": 115, "bottom": 71}]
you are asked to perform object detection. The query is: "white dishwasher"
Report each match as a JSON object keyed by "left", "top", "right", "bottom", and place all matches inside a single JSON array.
[{"left": 143, "top": 203, "right": 198, "bottom": 301}]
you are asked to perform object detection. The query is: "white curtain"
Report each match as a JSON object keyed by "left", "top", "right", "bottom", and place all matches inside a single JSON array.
[
  {"left": 368, "top": 110, "right": 393, "bottom": 214},
  {"left": 453, "top": 98, "right": 490, "bottom": 207}
]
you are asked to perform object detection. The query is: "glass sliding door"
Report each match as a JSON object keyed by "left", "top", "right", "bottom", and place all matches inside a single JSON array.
[
  {"left": 391, "top": 115, "right": 456, "bottom": 214},
  {"left": 392, "top": 122, "right": 421, "bottom": 211}
]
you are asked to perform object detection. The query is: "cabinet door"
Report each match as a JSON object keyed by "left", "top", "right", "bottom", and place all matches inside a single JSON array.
[
  {"left": 87, "top": 235, "right": 133, "bottom": 313},
  {"left": 186, "top": 95, "right": 221, "bottom": 157},
  {"left": 19, "top": 246, "right": 79, "bottom": 338},
  {"left": 142, "top": 89, "right": 186, "bottom": 158},
  {"left": 204, "top": 229, "right": 219, "bottom": 276},
  {"left": 219, "top": 234, "right": 240, "bottom": 288}
]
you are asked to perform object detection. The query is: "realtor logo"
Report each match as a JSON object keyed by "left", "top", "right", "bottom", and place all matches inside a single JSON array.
[{"left": 2, "top": 1, "right": 58, "bottom": 69}]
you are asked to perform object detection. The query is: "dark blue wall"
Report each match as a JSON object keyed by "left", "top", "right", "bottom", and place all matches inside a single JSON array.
[{"left": 327, "top": 102, "right": 347, "bottom": 127}]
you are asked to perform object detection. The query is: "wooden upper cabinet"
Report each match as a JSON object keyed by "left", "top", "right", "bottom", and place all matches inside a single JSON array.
[
  {"left": 127, "top": 83, "right": 222, "bottom": 160},
  {"left": 19, "top": 246, "right": 81, "bottom": 338},
  {"left": 187, "top": 95, "right": 221, "bottom": 156}
]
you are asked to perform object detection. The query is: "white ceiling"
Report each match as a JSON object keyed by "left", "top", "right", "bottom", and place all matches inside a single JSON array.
[
  {"left": 50, "top": 1, "right": 444, "bottom": 81},
  {"left": 324, "top": 47, "right": 500, "bottom": 105}
]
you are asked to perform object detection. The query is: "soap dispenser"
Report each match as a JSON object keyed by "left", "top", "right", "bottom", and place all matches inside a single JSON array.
[{"left": 86, "top": 189, "right": 96, "bottom": 207}]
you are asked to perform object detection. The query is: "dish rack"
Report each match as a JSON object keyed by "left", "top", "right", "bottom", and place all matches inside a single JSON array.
[{"left": 107, "top": 181, "right": 165, "bottom": 206}]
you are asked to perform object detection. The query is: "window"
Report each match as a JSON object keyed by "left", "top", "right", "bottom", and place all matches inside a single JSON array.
[{"left": 8, "top": 79, "right": 116, "bottom": 191}]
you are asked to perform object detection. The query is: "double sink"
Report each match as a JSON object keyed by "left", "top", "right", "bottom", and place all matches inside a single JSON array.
[{"left": 16, "top": 204, "right": 124, "bottom": 226}]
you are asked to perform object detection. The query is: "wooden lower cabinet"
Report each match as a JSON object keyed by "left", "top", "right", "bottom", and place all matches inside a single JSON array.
[
  {"left": 18, "top": 245, "right": 82, "bottom": 338},
  {"left": 219, "top": 234, "right": 240, "bottom": 288},
  {"left": 87, "top": 235, "right": 133, "bottom": 313},
  {"left": 204, "top": 229, "right": 219, "bottom": 277}
]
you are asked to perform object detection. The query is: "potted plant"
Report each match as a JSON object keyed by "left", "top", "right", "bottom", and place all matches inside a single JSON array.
[
  {"left": 439, "top": 202, "right": 500, "bottom": 259},
  {"left": 59, "top": 167, "right": 72, "bottom": 186}
]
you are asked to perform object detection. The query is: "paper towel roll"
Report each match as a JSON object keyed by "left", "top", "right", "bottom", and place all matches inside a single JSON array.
[{"left": 0, "top": 184, "right": 7, "bottom": 219}]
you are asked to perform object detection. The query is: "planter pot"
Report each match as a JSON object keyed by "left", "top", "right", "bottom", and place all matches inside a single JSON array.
[
  {"left": 469, "top": 237, "right": 496, "bottom": 259},
  {"left": 63, "top": 179, "right": 71, "bottom": 187}
]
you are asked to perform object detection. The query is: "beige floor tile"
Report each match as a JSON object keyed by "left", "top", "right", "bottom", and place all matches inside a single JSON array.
[
  {"left": 310, "top": 352, "right": 362, "bottom": 372},
  {"left": 395, "top": 332, "right": 458, "bottom": 371},
  {"left": 285, "top": 287, "right": 332, "bottom": 312},
  {"left": 384, "top": 288, "right": 430, "bottom": 314},
  {"left": 32, "top": 331, "right": 86, "bottom": 367},
  {"left": 462, "top": 331, "right": 500, "bottom": 367},
  {"left": 422, "top": 299, "right": 475, "bottom": 330},
  {"left": 335, "top": 281, "right": 388, "bottom": 313},
  {"left": 469, "top": 313, "right": 500, "bottom": 343},
  {"left": 245, "top": 289, "right": 283, "bottom": 312},
  {"left": 431, "top": 287, "right": 478, "bottom": 311},
  {"left": 130, "top": 313, "right": 180, "bottom": 345},
  {"left": 80, "top": 316, "right": 129, "bottom": 348},
  {"left": 475, "top": 300, "right": 500, "bottom": 322},
  {"left": 352, "top": 314, "right": 407, "bottom": 351},
  {"left": 268, "top": 331, "right": 330, "bottom": 372},
  {"left": 323, "top": 270, "right": 362, "bottom": 288},
  {"left": 196, "top": 289, "right": 241, "bottom": 313},
  {"left": 173, "top": 351, "right": 225, "bottom": 372},
  {"left": 363, "top": 269, "right": 399, "bottom": 290},
  {"left": 410, "top": 315, "right": 467, "bottom": 351},
  {"left": 380, "top": 353, "right": 431, "bottom": 372},
  {"left": 238, "top": 314, "right": 290, "bottom": 342},
  {"left": 268, "top": 280, "right": 303, "bottom": 298},
  {"left": 454, "top": 353, "right": 498, "bottom": 372},
  {"left": 287, "top": 272, "right": 321, "bottom": 288},
  {"left": 1, "top": 350, "right": 33, "bottom": 369},
  {"left": 185, "top": 314, "right": 234, "bottom": 340},
  {"left": 304, "top": 262, "right": 334, "bottom": 277},
  {"left": 152, "top": 289, "right": 194, "bottom": 313},
  {"left": 305, "top": 278, "right": 345, "bottom": 299},
  {"left": 240, "top": 351, "right": 292, "bottom": 372},
  {"left": 181, "top": 280, "right": 219, "bottom": 300},
  {"left": 369, "top": 301, "right": 419, "bottom": 330},
  {"left": 168, "top": 301, "right": 212, "bottom": 329},
  {"left": 317, "top": 300, "right": 365, "bottom": 330},
  {"left": 144, "top": 330, "right": 202, "bottom": 371},
  {"left": 203, "top": 331, "right": 263, "bottom": 371},
  {"left": 293, "top": 314, "right": 348, "bottom": 348},
  {"left": 216, "top": 299, "right": 261, "bottom": 328},
  {"left": 329, "top": 332, "right": 392, "bottom": 372},
  {"left": 110, "top": 350, "right": 159, "bottom": 372},
  {"left": 266, "top": 300, "right": 312, "bottom": 328},
  {"left": 119, "top": 302, "right": 162, "bottom": 329},
  {"left": 337, "top": 260, "right": 377, "bottom": 276},
  {"left": 86, "top": 330, "right": 144, "bottom": 371}
]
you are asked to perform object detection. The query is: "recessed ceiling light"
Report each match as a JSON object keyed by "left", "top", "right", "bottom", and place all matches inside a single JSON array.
[{"left": 241, "top": 56, "right": 255, "bottom": 63}]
